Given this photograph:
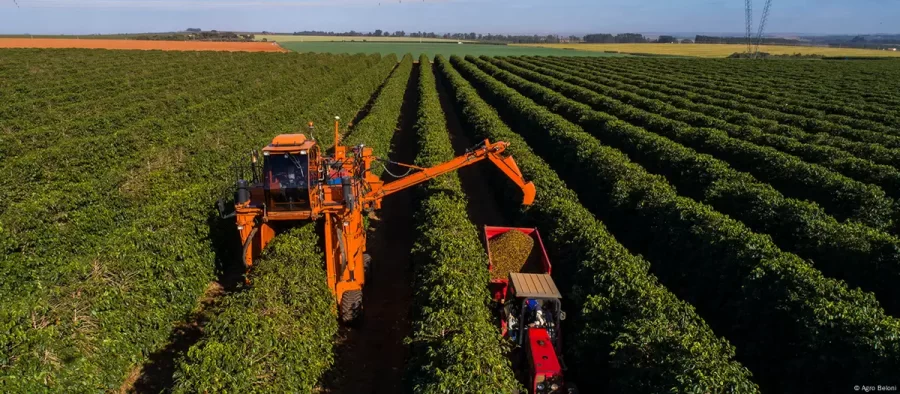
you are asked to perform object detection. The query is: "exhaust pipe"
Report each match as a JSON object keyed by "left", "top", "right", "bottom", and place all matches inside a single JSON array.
[{"left": 235, "top": 179, "right": 251, "bottom": 204}]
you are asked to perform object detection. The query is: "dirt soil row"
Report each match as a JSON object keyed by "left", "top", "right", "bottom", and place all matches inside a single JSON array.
[
  {"left": 320, "top": 62, "right": 422, "bottom": 394},
  {"left": 0, "top": 38, "right": 288, "bottom": 52},
  {"left": 119, "top": 59, "right": 506, "bottom": 393}
]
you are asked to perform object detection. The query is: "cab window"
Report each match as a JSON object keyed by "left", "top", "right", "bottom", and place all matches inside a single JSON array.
[{"left": 265, "top": 152, "right": 309, "bottom": 189}]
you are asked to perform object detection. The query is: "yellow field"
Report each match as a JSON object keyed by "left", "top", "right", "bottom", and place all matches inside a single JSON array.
[
  {"left": 514, "top": 43, "right": 900, "bottom": 58},
  {"left": 256, "top": 34, "right": 470, "bottom": 43}
]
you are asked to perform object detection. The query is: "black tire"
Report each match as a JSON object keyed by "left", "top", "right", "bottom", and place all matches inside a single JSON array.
[
  {"left": 363, "top": 253, "right": 373, "bottom": 278},
  {"left": 340, "top": 290, "right": 363, "bottom": 323}
]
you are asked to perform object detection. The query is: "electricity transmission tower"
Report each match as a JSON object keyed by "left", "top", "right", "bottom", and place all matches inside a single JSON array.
[
  {"left": 744, "top": 0, "right": 753, "bottom": 54},
  {"left": 744, "top": 0, "right": 774, "bottom": 58}
]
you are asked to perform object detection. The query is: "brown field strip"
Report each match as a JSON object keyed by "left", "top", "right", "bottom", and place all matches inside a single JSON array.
[{"left": 0, "top": 38, "right": 288, "bottom": 52}]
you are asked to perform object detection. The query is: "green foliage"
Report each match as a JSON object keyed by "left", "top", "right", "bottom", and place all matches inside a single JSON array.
[
  {"left": 478, "top": 56, "right": 900, "bottom": 316},
  {"left": 5, "top": 48, "right": 899, "bottom": 394},
  {"left": 0, "top": 50, "right": 370, "bottom": 391},
  {"left": 168, "top": 54, "right": 402, "bottom": 392},
  {"left": 310, "top": 53, "right": 397, "bottom": 150},
  {"left": 343, "top": 54, "right": 414, "bottom": 175},
  {"left": 475, "top": 56, "right": 894, "bottom": 230},
  {"left": 575, "top": 57, "right": 900, "bottom": 162},
  {"left": 404, "top": 55, "right": 521, "bottom": 393},
  {"left": 278, "top": 41, "right": 626, "bottom": 60},
  {"left": 627, "top": 58, "right": 900, "bottom": 136},
  {"left": 172, "top": 224, "right": 337, "bottom": 393},
  {"left": 522, "top": 56, "right": 900, "bottom": 201},
  {"left": 436, "top": 55, "right": 758, "bottom": 393},
  {"left": 553, "top": 59, "right": 900, "bottom": 197},
  {"left": 450, "top": 54, "right": 900, "bottom": 393}
]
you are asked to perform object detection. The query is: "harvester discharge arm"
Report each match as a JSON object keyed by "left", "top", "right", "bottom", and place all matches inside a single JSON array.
[{"left": 364, "top": 139, "right": 536, "bottom": 205}]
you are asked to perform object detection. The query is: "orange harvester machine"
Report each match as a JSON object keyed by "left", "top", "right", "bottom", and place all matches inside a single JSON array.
[{"left": 225, "top": 118, "right": 536, "bottom": 322}]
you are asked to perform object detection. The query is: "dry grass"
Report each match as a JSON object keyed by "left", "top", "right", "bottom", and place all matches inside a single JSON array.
[
  {"left": 514, "top": 43, "right": 900, "bottom": 58},
  {"left": 119, "top": 366, "right": 142, "bottom": 394},
  {"left": 256, "top": 34, "right": 471, "bottom": 43}
]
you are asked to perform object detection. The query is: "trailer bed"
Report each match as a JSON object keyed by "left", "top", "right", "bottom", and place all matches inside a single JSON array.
[{"left": 484, "top": 226, "right": 552, "bottom": 301}]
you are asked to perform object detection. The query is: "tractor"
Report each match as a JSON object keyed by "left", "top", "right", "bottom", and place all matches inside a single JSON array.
[{"left": 486, "top": 226, "right": 578, "bottom": 394}]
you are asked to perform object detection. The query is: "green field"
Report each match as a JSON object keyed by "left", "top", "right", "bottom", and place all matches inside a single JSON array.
[
  {"left": 279, "top": 41, "right": 628, "bottom": 58},
  {"left": 256, "top": 34, "right": 471, "bottom": 43},
  {"left": 5, "top": 47, "right": 900, "bottom": 393}
]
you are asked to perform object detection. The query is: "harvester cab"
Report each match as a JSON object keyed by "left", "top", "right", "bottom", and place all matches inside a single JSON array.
[
  {"left": 258, "top": 134, "right": 316, "bottom": 211},
  {"left": 220, "top": 118, "right": 537, "bottom": 323}
]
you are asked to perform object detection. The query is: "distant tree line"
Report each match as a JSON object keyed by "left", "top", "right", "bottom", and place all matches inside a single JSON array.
[
  {"left": 822, "top": 35, "right": 900, "bottom": 49},
  {"left": 290, "top": 30, "right": 579, "bottom": 43},
  {"left": 584, "top": 33, "right": 649, "bottom": 43},
  {"left": 408, "top": 32, "right": 441, "bottom": 38},
  {"left": 288, "top": 29, "right": 900, "bottom": 46},
  {"left": 813, "top": 34, "right": 900, "bottom": 45},
  {"left": 123, "top": 29, "right": 900, "bottom": 50},
  {"left": 583, "top": 33, "right": 696, "bottom": 44},
  {"left": 137, "top": 30, "right": 254, "bottom": 41},
  {"left": 695, "top": 35, "right": 803, "bottom": 45},
  {"left": 695, "top": 34, "right": 900, "bottom": 50},
  {"left": 286, "top": 30, "right": 692, "bottom": 44},
  {"left": 292, "top": 30, "right": 407, "bottom": 37}
]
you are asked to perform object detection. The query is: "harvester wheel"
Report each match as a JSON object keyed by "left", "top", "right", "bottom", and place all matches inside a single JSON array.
[
  {"left": 363, "top": 253, "right": 373, "bottom": 277},
  {"left": 340, "top": 290, "right": 364, "bottom": 323}
]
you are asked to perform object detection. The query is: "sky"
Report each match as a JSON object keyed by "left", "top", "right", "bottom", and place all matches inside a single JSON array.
[{"left": 0, "top": 0, "right": 897, "bottom": 36}]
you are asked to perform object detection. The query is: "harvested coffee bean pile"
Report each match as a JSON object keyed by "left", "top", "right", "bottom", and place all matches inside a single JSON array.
[{"left": 489, "top": 231, "right": 543, "bottom": 280}]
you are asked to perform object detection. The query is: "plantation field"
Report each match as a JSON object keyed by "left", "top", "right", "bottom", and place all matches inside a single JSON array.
[
  {"left": 516, "top": 42, "right": 900, "bottom": 58},
  {"left": 279, "top": 41, "right": 628, "bottom": 58},
  {"left": 2, "top": 47, "right": 900, "bottom": 393}
]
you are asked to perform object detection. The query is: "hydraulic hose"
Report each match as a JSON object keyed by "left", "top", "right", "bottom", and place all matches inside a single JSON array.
[{"left": 241, "top": 226, "right": 259, "bottom": 269}]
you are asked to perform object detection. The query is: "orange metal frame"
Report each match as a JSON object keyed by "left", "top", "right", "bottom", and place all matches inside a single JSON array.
[{"left": 234, "top": 119, "right": 536, "bottom": 315}]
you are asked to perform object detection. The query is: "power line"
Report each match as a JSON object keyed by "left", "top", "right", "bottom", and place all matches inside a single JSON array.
[
  {"left": 743, "top": 0, "right": 775, "bottom": 58},
  {"left": 754, "top": 0, "right": 773, "bottom": 58}
]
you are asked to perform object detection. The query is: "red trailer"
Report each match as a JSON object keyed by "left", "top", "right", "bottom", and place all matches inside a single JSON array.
[
  {"left": 484, "top": 226, "right": 577, "bottom": 394},
  {"left": 485, "top": 226, "right": 553, "bottom": 303}
]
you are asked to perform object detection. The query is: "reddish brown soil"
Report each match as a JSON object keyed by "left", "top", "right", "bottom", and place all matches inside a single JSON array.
[
  {"left": 0, "top": 38, "right": 288, "bottom": 52},
  {"left": 319, "top": 63, "right": 421, "bottom": 394},
  {"left": 435, "top": 65, "right": 506, "bottom": 228}
]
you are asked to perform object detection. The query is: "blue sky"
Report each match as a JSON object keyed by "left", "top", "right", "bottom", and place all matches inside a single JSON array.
[{"left": 0, "top": 0, "right": 896, "bottom": 36}]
